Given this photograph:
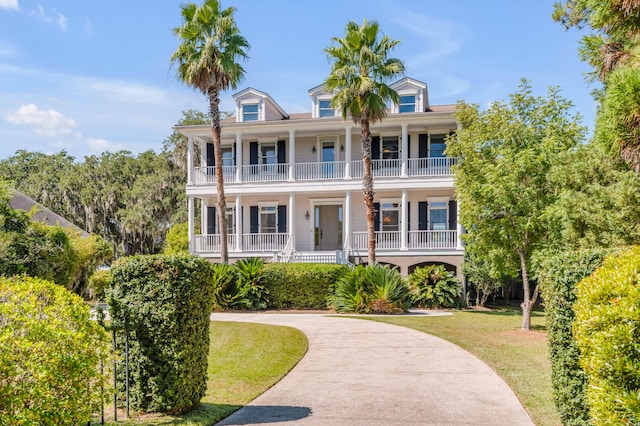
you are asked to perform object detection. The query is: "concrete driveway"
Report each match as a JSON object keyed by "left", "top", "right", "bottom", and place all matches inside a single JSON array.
[{"left": 211, "top": 312, "right": 535, "bottom": 426}]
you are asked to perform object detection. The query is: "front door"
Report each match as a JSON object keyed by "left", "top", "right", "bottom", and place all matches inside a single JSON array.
[{"left": 315, "top": 205, "right": 342, "bottom": 250}]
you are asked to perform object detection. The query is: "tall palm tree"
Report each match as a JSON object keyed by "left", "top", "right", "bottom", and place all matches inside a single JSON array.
[
  {"left": 324, "top": 19, "right": 405, "bottom": 262},
  {"left": 171, "top": 0, "right": 249, "bottom": 263}
]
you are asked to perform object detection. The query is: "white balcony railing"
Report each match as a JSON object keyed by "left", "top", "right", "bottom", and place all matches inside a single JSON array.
[
  {"left": 191, "top": 158, "right": 457, "bottom": 185},
  {"left": 408, "top": 230, "right": 458, "bottom": 249},
  {"left": 193, "top": 234, "right": 237, "bottom": 252},
  {"left": 352, "top": 230, "right": 458, "bottom": 251},
  {"left": 242, "top": 233, "right": 288, "bottom": 251},
  {"left": 295, "top": 161, "right": 346, "bottom": 181},
  {"left": 241, "top": 164, "right": 289, "bottom": 182},
  {"left": 407, "top": 157, "right": 457, "bottom": 176},
  {"left": 193, "top": 166, "right": 236, "bottom": 184}
]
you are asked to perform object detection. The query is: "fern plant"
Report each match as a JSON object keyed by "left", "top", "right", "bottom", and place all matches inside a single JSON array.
[{"left": 408, "top": 265, "right": 460, "bottom": 309}]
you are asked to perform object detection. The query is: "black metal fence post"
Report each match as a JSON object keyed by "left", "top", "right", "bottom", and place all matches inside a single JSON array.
[
  {"left": 125, "top": 330, "right": 130, "bottom": 419},
  {"left": 112, "top": 328, "right": 117, "bottom": 422}
]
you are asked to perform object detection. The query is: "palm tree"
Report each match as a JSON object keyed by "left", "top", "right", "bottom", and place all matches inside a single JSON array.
[
  {"left": 170, "top": 0, "right": 249, "bottom": 263},
  {"left": 324, "top": 19, "right": 405, "bottom": 262}
]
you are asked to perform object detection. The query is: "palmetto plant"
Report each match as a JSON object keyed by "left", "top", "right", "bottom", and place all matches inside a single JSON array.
[
  {"left": 324, "top": 20, "right": 405, "bottom": 263},
  {"left": 211, "top": 262, "right": 251, "bottom": 310},
  {"left": 408, "top": 265, "right": 460, "bottom": 309},
  {"left": 235, "top": 257, "right": 269, "bottom": 310},
  {"left": 170, "top": 0, "right": 249, "bottom": 263},
  {"left": 328, "top": 263, "right": 410, "bottom": 314}
]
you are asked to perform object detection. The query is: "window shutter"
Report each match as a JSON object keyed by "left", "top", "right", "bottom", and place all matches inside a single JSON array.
[
  {"left": 250, "top": 142, "right": 258, "bottom": 164},
  {"left": 277, "top": 140, "right": 286, "bottom": 163},
  {"left": 206, "top": 143, "right": 215, "bottom": 166},
  {"left": 250, "top": 206, "right": 259, "bottom": 233},
  {"left": 448, "top": 200, "right": 457, "bottom": 230},
  {"left": 233, "top": 142, "right": 237, "bottom": 166},
  {"left": 418, "top": 201, "right": 428, "bottom": 230},
  {"left": 371, "top": 136, "right": 380, "bottom": 160},
  {"left": 277, "top": 205, "right": 287, "bottom": 233},
  {"left": 407, "top": 202, "right": 411, "bottom": 230},
  {"left": 207, "top": 206, "right": 216, "bottom": 234},
  {"left": 419, "top": 134, "right": 428, "bottom": 158},
  {"left": 407, "top": 134, "right": 411, "bottom": 158},
  {"left": 373, "top": 202, "right": 380, "bottom": 232}
]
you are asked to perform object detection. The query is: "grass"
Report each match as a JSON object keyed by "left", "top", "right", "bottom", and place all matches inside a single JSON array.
[
  {"left": 361, "top": 308, "right": 560, "bottom": 426},
  {"left": 98, "top": 321, "right": 307, "bottom": 425}
]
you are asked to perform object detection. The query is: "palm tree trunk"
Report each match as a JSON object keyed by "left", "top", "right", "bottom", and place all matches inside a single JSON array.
[
  {"left": 361, "top": 119, "right": 376, "bottom": 263},
  {"left": 208, "top": 86, "right": 228, "bottom": 264}
]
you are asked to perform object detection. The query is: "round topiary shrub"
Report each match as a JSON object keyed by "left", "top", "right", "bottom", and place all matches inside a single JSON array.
[
  {"left": 573, "top": 246, "right": 640, "bottom": 425},
  {"left": 0, "top": 275, "right": 109, "bottom": 425}
]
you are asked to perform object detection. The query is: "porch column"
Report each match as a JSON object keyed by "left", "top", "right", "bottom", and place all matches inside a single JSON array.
[
  {"left": 235, "top": 132, "right": 243, "bottom": 182},
  {"left": 456, "top": 199, "right": 463, "bottom": 250},
  {"left": 345, "top": 191, "right": 351, "bottom": 250},
  {"left": 188, "top": 196, "right": 195, "bottom": 253},
  {"left": 235, "top": 195, "right": 242, "bottom": 251},
  {"left": 289, "top": 193, "right": 296, "bottom": 248},
  {"left": 288, "top": 129, "right": 296, "bottom": 181},
  {"left": 401, "top": 189, "right": 408, "bottom": 250},
  {"left": 344, "top": 126, "right": 352, "bottom": 179},
  {"left": 187, "top": 136, "right": 194, "bottom": 184},
  {"left": 401, "top": 124, "right": 408, "bottom": 178}
]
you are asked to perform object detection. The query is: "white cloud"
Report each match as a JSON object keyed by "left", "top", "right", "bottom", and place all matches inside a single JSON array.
[
  {"left": 6, "top": 104, "right": 77, "bottom": 137},
  {"left": 0, "top": 0, "right": 18, "bottom": 10},
  {"left": 76, "top": 78, "right": 169, "bottom": 105},
  {"left": 86, "top": 138, "right": 125, "bottom": 153},
  {"left": 31, "top": 5, "right": 67, "bottom": 31},
  {"left": 84, "top": 19, "right": 93, "bottom": 34}
]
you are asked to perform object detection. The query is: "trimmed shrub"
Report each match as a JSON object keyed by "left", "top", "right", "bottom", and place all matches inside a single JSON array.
[
  {"left": 328, "top": 263, "right": 410, "bottom": 314},
  {"left": 535, "top": 248, "right": 612, "bottom": 426},
  {"left": 408, "top": 265, "right": 460, "bottom": 308},
  {"left": 0, "top": 275, "right": 109, "bottom": 425},
  {"left": 573, "top": 246, "right": 640, "bottom": 425},
  {"left": 107, "top": 254, "right": 213, "bottom": 414},
  {"left": 263, "top": 263, "right": 347, "bottom": 309}
]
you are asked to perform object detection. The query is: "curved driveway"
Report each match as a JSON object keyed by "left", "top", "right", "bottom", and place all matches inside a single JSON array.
[{"left": 212, "top": 312, "right": 534, "bottom": 426}]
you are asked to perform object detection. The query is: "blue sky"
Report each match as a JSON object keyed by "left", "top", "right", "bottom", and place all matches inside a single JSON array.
[{"left": 0, "top": 0, "right": 594, "bottom": 161}]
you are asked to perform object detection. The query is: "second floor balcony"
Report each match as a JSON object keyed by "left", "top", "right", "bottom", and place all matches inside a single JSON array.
[{"left": 191, "top": 157, "right": 457, "bottom": 185}]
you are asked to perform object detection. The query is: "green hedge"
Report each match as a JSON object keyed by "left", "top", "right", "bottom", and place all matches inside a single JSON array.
[
  {"left": 0, "top": 275, "right": 109, "bottom": 425},
  {"left": 574, "top": 246, "right": 640, "bottom": 425},
  {"left": 536, "top": 248, "right": 612, "bottom": 426},
  {"left": 263, "top": 263, "right": 347, "bottom": 309},
  {"left": 107, "top": 254, "right": 213, "bottom": 414}
]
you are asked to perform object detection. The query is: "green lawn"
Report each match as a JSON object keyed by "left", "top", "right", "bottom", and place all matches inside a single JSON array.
[
  {"left": 363, "top": 309, "right": 559, "bottom": 426},
  {"left": 99, "top": 321, "right": 307, "bottom": 425}
]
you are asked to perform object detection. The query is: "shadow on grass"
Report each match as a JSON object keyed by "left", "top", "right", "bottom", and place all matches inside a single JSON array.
[{"left": 216, "top": 405, "right": 312, "bottom": 425}]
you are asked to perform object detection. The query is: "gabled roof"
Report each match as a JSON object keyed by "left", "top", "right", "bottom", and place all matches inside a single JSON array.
[
  {"left": 9, "top": 190, "right": 89, "bottom": 236},
  {"left": 232, "top": 87, "right": 289, "bottom": 120},
  {"left": 390, "top": 77, "right": 427, "bottom": 91}
]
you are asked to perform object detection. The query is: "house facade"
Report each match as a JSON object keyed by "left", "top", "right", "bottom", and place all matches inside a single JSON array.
[{"left": 177, "top": 77, "right": 463, "bottom": 277}]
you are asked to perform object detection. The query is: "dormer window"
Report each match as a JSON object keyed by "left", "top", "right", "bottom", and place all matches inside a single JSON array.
[
  {"left": 319, "top": 99, "right": 334, "bottom": 117},
  {"left": 243, "top": 104, "right": 259, "bottom": 121},
  {"left": 398, "top": 95, "right": 416, "bottom": 113}
]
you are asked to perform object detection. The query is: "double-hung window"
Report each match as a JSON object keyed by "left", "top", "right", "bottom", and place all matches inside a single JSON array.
[
  {"left": 221, "top": 145, "right": 234, "bottom": 167},
  {"left": 382, "top": 136, "right": 400, "bottom": 160},
  {"left": 260, "top": 142, "right": 276, "bottom": 172},
  {"left": 429, "top": 201, "right": 448, "bottom": 230},
  {"left": 319, "top": 99, "right": 334, "bottom": 117},
  {"left": 398, "top": 95, "right": 416, "bottom": 113},
  {"left": 225, "top": 207, "right": 235, "bottom": 235},
  {"left": 429, "top": 134, "right": 447, "bottom": 158},
  {"left": 243, "top": 104, "right": 259, "bottom": 121},
  {"left": 260, "top": 206, "right": 277, "bottom": 234},
  {"left": 381, "top": 202, "right": 400, "bottom": 232}
]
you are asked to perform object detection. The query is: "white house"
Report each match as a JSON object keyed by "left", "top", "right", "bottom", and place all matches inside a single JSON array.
[{"left": 176, "top": 77, "right": 463, "bottom": 276}]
